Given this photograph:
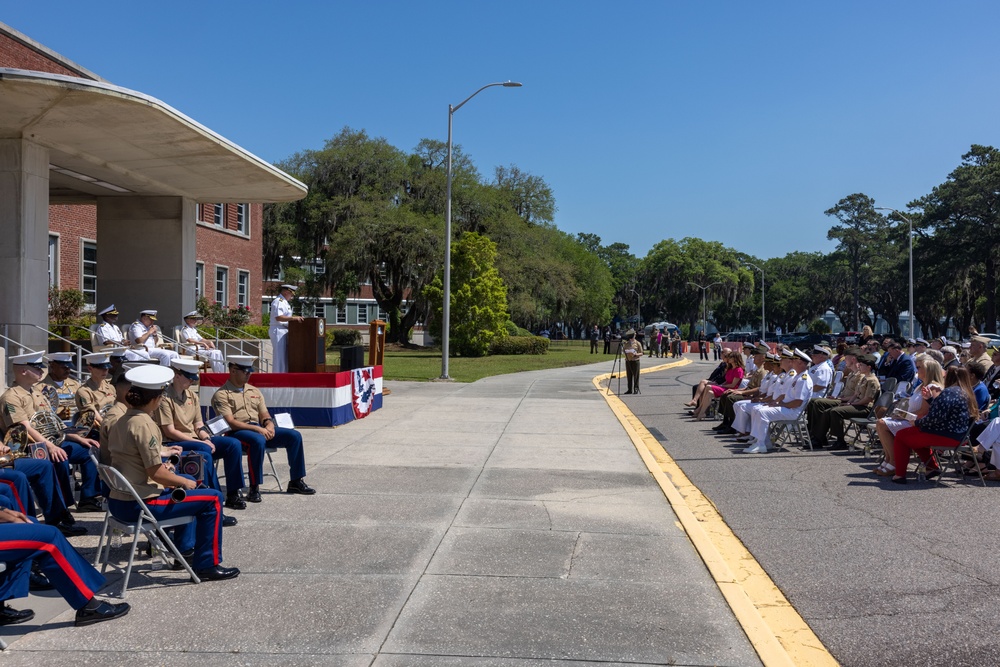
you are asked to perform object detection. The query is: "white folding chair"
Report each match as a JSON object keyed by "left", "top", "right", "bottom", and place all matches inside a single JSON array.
[{"left": 93, "top": 463, "right": 201, "bottom": 597}]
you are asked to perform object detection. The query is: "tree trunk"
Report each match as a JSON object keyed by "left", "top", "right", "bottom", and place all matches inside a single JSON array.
[{"left": 986, "top": 255, "right": 997, "bottom": 333}]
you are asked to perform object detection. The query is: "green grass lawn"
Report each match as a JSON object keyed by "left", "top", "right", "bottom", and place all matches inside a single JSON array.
[{"left": 326, "top": 340, "right": 616, "bottom": 383}]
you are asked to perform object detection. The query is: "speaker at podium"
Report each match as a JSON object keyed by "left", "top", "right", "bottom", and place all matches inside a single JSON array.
[{"left": 287, "top": 317, "right": 327, "bottom": 373}]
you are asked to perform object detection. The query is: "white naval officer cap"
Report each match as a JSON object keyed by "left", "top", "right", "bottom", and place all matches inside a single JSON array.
[
  {"left": 279, "top": 284, "right": 298, "bottom": 292},
  {"left": 139, "top": 309, "right": 157, "bottom": 320},
  {"left": 793, "top": 349, "right": 812, "bottom": 363},
  {"left": 124, "top": 364, "right": 174, "bottom": 390},
  {"left": 170, "top": 358, "right": 203, "bottom": 376},
  {"left": 98, "top": 304, "right": 119, "bottom": 317},
  {"left": 44, "top": 352, "right": 75, "bottom": 365},
  {"left": 10, "top": 351, "right": 45, "bottom": 366},
  {"left": 183, "top": 311, "right": 203, "bottom": 320},
  {"left": 84, "top": 352, "right": 112, "bottom": 368},
  {"left": 106, "top": 347, "right": 127, "bottom": 358},
  {"left": 226, "top": 355, "right": 257, "bottom": 371}
]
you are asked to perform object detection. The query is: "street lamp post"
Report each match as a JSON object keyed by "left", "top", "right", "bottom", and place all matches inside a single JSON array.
[
  {"left": 744, "top": 262, "right": 765, "bottom": 343},
  {"left": 687, "top": 281, "right": 722, "bottom": 338},
  {"left": 875, "top": 206, "right": 915, "bottom": 340},
  {"left": 442, "top": 81, "right": 522, "bottom": 379},
  {"left": 629, "top": 287, "right": 640, "bottom": 329}
]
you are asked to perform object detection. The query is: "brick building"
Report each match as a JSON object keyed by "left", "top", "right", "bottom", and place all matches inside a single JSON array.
[{"left": 1, "top": 21, "right": 298, "bottom": 354}]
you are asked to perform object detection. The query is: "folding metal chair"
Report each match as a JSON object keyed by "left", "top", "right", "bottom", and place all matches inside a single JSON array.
[
  {"left": 845, "top": 390, "right": 897, "bottom": 457},
  {"left": 93, "top": 463, "right": 201, "bottom": 597},
  {"left": 924, "top": 425, "right": 986, "bottom": 487},
  {"left": 215, "top": 447, "right": 283, "bottom": 491},
  {"left": 768, "top": 401, "right": 812, "bottom": 450}
]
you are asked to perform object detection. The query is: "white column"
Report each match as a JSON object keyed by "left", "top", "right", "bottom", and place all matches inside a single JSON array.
[{"left": 0, "top": 138, "right": 50, "bottom": 355}]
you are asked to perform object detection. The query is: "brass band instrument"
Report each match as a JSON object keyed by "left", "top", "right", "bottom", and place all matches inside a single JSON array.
[
  {"left": 71, "top": 403, "right": 113, "bottom": 431},
  {"left": 0, "top": 421, "right": 50, "bottom": 467}
]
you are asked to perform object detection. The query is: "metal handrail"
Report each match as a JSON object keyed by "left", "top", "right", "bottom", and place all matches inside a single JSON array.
[
  {"left": 1, "top": 323, "right": 87, "bottom": 379},
  {"left": 209, "top": 326, "right": 271, "bottom": 373}
]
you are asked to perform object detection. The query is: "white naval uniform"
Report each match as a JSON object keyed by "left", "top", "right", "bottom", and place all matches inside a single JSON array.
[
  {"left": 96, "top": 322, "right": 151, "bottom": 362},
  {"left": 128, "top": 320, "right": 179, "bottom": 367},
  {"left": 180, "top": 325, "right": 226, "bottom": 372},
  {"left": 269, "top": 295, "right": 292, "bottom": 373},
  {"left": 808, "top": 360, "right": 834, "bottom": 399},
  {"left": 748, "top": 370, "right": 814, "bottom": 450},
  {"left": 733, "top": 371, "right": 780, "bottom": 433}
]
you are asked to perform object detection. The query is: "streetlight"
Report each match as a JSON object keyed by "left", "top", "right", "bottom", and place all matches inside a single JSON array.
[
  {"left": 441, "top": 81, "right": 522, "bottom": 379},
  {"left": 629, "top": 287, "right": 641, "bottom": 329},
  {"left": 875, "top": 206, "right": 915, "bottom": 339},
  {"left": 744, "top": 262, "right": 765, "bottom": 343},
  {"left": 687, "top": 281, "right": 721, "bottom": 338}
]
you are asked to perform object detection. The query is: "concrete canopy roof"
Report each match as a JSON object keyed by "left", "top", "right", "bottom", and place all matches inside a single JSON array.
[{"left": 0, "top": 68, "right": 306, "bottom": 203}]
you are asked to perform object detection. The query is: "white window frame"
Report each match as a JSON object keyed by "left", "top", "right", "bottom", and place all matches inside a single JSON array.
[
  {"left": 237, "top": 269, "right": 250, "bottom": 308},
  {"left": 80, "top": 238, "right": 97, "bottom": 308},
  {"left": 235, "top": 203, "right": 248, "bottom": 234},
  {"left": 335, "top": 306, "right": 347, "bottom": 324},
  {"left": 195, "top": 262, "right": 205, "bottom": 299},
  {"left": 356, "top": 303, "right": 369, "bottom": 325},
  {"left": 213, "top": 204, "right": 225, "bottom": 227},
  {"left": 215, "top": 265, "right": 229, "bottom": 306},
  {"left": 48, "top": 233, "right": 60, "bottom": 288}
]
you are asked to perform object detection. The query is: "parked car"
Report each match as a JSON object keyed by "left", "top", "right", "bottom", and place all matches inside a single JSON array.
[{"left": 784, "top": 333, "right": 833, "bottom": 350}]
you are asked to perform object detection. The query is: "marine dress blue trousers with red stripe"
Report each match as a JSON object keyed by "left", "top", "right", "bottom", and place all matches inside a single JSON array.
[
  {"left": 108, "top": 488, "right": 224, "bottom": 571},
  {"left": 0, "top": 469, "right": 33, "bottom": 516},
  {"left": 7, "top": 459, "right": 69, "bottom": 524},
  {"left": 0, "top": 523, "right": 105, "bottom": 609},
  {"left": 231, "top": 427, "right": 306, "bottom": 486}
]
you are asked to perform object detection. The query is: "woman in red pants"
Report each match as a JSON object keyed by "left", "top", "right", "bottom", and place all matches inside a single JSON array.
[{"left": 890, "top": 366, "right": 978, "bottom": 484}]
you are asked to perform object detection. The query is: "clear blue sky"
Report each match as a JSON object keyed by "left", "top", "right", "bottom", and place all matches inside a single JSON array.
[{"left": 5, "top": 1, "right": 999, "bottom": 261}]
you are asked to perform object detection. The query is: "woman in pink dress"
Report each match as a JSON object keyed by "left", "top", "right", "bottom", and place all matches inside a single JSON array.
[{"left": 692, "top": 349, "right": 745, "bottom": 420}]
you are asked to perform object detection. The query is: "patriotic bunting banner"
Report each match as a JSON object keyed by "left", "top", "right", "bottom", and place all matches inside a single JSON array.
[{"left": 198, "top": 366, "right": 383, "bottom": 427}]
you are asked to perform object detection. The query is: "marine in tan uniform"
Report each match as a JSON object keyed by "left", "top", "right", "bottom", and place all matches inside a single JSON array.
[
  {"left": 211, "top": 355, "right": 314, "bottom": 503},
  {"left": 106, "top": 365, "right": 238, "bottom": 581},
  {"left": 76, "top": 352, "right": 116, "bottom": 431}
]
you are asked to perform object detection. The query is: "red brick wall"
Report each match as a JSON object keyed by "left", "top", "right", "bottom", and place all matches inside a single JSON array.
[
  {"left": 48, "top": 202, "right": 262, "bottom": 321},
  {"left": 48, "top": 204, "right": 96, "bottom": 292},
  {"left": 0, "top": 32, "right": 94, "bottom": 78},
  {"left": 195, "top": 203, "right": 263, "bottom": 322}
]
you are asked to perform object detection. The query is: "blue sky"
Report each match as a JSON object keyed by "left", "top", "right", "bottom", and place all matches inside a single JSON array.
[{"left": 5, "top": 1, "right": 998, "bottom": 261}]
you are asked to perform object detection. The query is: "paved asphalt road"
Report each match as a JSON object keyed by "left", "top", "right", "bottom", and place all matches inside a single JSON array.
[
  {"left": 627, "top": 357, "right": 1000, "bottom": 667},
  {"left": 1, "top": 362, "right": 760, "bottom": 666}
]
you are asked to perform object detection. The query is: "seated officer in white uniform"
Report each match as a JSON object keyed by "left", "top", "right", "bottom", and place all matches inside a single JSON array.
[
  {"left": 128, "top": 309, "right": 180, "bottom": 367},
  {"left": 180, "top": 311, "right": 226, "bottom": 372},
  {"left": 808, "top": 345, "right": 835, "bottom": 399},
  {"left": 96, "top": 305, "right": 150, "bottom": 362},
  {"left": 742, "top": 349, "right": 814, "bottom": 454},
  {"left": 268, "top": 285, "right": 303, "bottom": 373}
]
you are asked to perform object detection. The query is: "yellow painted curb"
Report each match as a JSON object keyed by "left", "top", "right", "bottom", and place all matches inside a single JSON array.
[{"left": 594, "top": 362, "right": 839, "bottom": 667}]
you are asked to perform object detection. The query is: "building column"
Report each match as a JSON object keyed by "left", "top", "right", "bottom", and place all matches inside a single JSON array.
[
  {"left": 0, "top": 138, "right": 50, "bottom": 356},
  {"left": 96, "top": 196, "right": 197, "bottom": 336}
]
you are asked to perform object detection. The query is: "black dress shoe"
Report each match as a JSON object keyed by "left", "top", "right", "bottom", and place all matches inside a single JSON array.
[
  {"left": 286, "top": 479, "right": 316, "bottom": 495},
  {"left": 0, "top": 604, "right": 34, "bottom": 625},
  {"left": 623, "top": 390, "right": 633, "bottom": 395},
  {"left": 29, "top": 570, "right": 54, "bottom": 591},
  {"left": 56, "top": 518, "right": 87, "bottom": 537},
  {"left": 196, "top": 565, "right": 240, "bottom": 581},
  {"left": 225, "top": 493, "right": 246, "bottom": 510},
  {"left": 222, "top": 515, "right": 238, "bottom": 527},
  {"left": 74, "top": 600, "right": 130, "bottom": 627},
  {"left": 246, "top": 486, "right": 262, "bottom": 503},
  {"left": 824, "top": 441, "right": 848, "bottom": 451},
  {"left": 75, "top": 496, "right": 104, "bottom": 513}
]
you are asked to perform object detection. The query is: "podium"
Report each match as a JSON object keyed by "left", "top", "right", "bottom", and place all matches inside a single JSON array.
[{"left": 288, "top": 317, "right": 327, "bottom": 373}]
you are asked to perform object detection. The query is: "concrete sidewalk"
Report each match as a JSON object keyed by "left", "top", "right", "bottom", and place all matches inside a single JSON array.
[{"left": 1, "top": 361, "right": 760, "bottom": 666}]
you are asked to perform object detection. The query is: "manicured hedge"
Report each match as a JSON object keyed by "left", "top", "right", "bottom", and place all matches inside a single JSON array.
[{"left": 489, "top": 335, "right": 549, "bottom": 355}]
